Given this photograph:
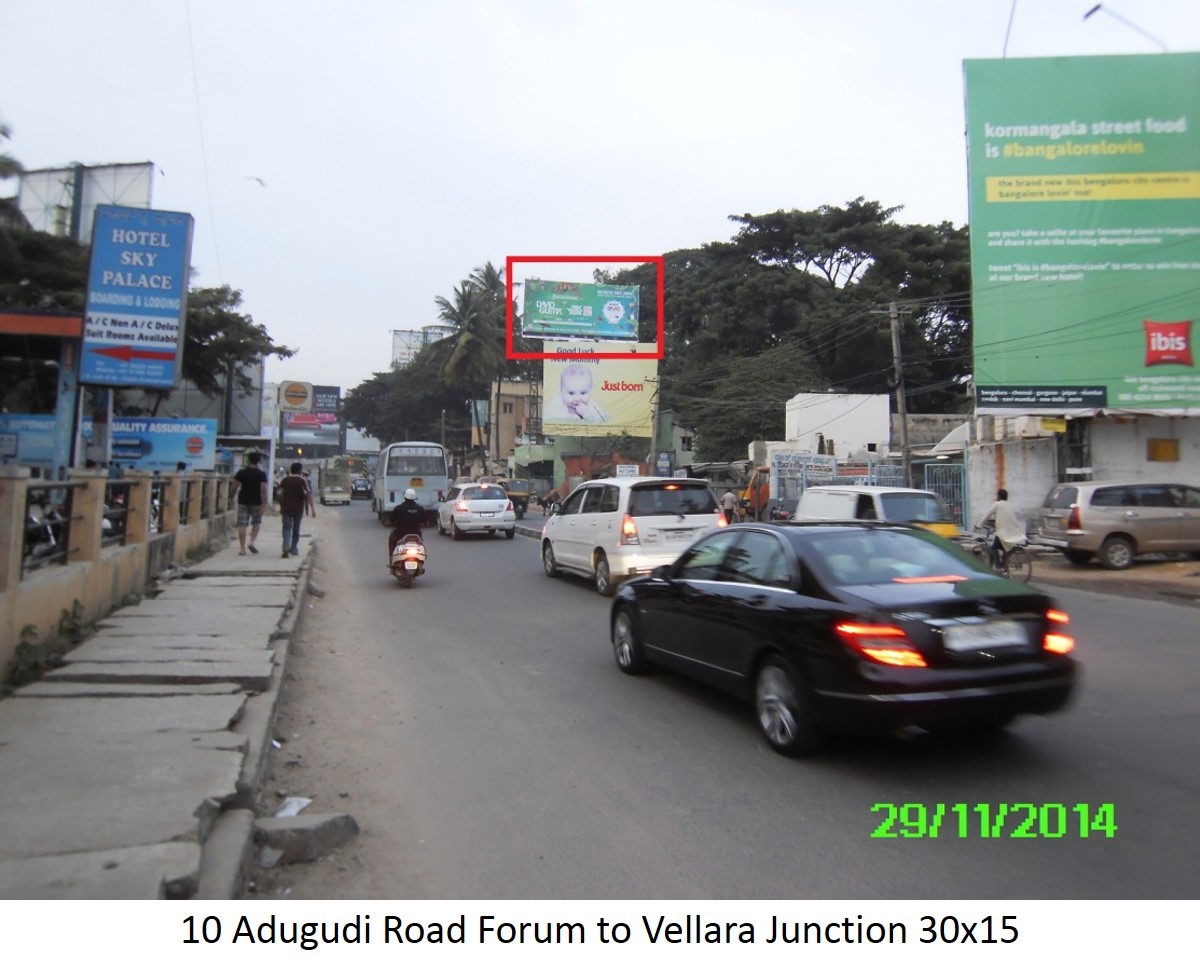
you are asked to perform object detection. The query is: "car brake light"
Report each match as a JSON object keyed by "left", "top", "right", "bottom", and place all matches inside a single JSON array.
[
  {"left": 1044, "top": 608, "right": 1074, "bottom": 655},
  {"left": 1067, "top": 505, "right": 1081, "bottom": 531},
  {"left": 505, "top": 499, "right": 513, "bottom": 511},
  {"left": 716, "top": 513, "right": 728, "bottom": 528},
  {"left": 836, "top": 621, "right": 927, "bottom": 668},
  {"left": 620, "top": 514, "right": 639, "bottom": 545},
  {"left": 455, "top": 499, "right": 468, "bottom": 512}
]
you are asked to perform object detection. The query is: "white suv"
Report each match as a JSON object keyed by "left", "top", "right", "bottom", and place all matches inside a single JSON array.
[{"left": 541, "top": 477, "right": 724, "bottom": 595}]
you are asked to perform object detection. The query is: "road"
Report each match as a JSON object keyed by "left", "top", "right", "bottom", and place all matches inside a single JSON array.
[{"left": 252, "top": 501, "right": 1200, "bottom": 900}]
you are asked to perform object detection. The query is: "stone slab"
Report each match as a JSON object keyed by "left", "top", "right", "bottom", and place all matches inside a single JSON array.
[
  {"left": 39, "top": 659, "right": 275, "bottom": 691},
  {"left": 155, "top": 586, "right": 296, "bottom": 605},
  {"left": 0, "top": 842, "right": 202, "bottom": 899},
  {"left": 65, "top": 645, "right": 275, "bottom": 665},
  {"left": 255, "top": 813, "right": 360, "bottom": 864},
  {"left": 0, "top": 694, "right": 247, "bottom": 736},
  {"left": 12, "top": 682, "right": 243, "bottom": 698},
  {"left": 108, "top": 603, "right": 288, "bottom": 621},
  {"left": 0, "top": 731, "right": 246, "bottom": 860},
  {"left": 82, "top": 635, "right": 266, "bottom": 651},
  {"left": 94, "top": 609, "right": 283, "bottom": 636}
]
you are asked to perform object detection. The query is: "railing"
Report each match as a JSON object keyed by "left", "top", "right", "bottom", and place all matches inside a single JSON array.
[
  {"left": 22, "top": 481, "right": 83, "bottom": 579},
  {"left": 102, "top": 479, "right": 134, "bottom": 549}
]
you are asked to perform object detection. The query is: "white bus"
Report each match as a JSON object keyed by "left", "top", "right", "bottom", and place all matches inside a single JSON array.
[{"left": 373, "top": 441, "right": 450, "bottom": 524}]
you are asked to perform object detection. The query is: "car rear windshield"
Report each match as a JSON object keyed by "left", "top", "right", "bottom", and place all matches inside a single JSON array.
[
  {"left": 1043, "top": 485, "right": 1079, "bottom": 509},
  {"left": 803, "top": 529, "right": 980, "bottom": 586},
  {"left": 463, "top": 486, "right": 508, "bottom": 500},
  {"left": 506, "top": 481, "right": 530, "bottom": 492},
  {"left": 628, "top": 484, "right": 717, "bottom": 517}
]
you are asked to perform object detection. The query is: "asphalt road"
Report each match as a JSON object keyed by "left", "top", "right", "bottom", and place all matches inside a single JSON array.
[{"left": 283, "top": 502, "right": 1200, "bottom": 899}]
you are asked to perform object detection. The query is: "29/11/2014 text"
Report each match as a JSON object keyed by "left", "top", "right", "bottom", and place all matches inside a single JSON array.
[{"left": 870, "top": 802, "right": 1117, "bottom": 839}]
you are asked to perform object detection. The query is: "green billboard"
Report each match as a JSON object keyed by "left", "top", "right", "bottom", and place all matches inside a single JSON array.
[
  {"left": 964, "top": 53, "right": 1200, "bottom": 414},
  {"left": 522, "top": 279, "right": 639, "bottom": 339}
]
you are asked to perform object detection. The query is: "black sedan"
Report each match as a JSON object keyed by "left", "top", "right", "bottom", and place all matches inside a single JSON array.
[
  {"left": 351, "top": 477, "right": 373, "bottom": 500},
  {"left": 609, "top": 522, "right": 1077, "bottom": 756}
]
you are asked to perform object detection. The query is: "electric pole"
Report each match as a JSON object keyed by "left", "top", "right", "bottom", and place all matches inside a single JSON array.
[{"left": 890, "top": 301, "right": 913, "bottom": 487}]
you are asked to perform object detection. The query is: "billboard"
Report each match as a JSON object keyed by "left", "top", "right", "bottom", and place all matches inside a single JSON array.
[
  {"left": 281, "top": 384, "right": 341, "bottom": 448},
  {"left": 523, "top": 279, "right": 639, "bottom": 340},
  {"left": 542, "top": 341, "right": 657, "bottom": 437},
  {"left": 80, "top": 205, "right": 194, "bottom": 389},
  {"left": 964, "top": 53, "right": 1200, "bottom": 414},
  {"left": 85, "top": 417, "right": 218, "bottom": 470}
]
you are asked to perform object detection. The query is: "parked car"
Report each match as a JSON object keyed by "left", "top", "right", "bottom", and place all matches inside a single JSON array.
[
  {"left": 794, "top": 486, "right": 959, "bottom": 537},
  {"left": 609, "top": 521, "right": 1078, "bottom": 756},
  {"left": 542, "top": 477, "right": 724, "bottom": 595},
  {"left": 1037, "top": 480, "right": 1200, "bottom": 569},
  {"left": 350, "top": 477, "right": 373, "bottom": 500},
  {"left": 437, "top": 482, "right": 516, "bottom": 539}
]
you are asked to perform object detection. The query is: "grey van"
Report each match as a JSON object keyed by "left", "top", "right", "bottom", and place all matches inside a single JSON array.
[{"left": 1038, "top": 481, "right": 1200, "bottom": 569}]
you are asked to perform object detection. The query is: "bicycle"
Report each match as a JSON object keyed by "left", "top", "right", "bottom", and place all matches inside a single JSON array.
[{"left": 970, "top": 526, "right": 1033, "bottom": 582}]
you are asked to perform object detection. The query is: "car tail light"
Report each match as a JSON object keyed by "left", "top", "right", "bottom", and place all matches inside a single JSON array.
[
  {"left": 620, "top": 514, "right": 639, "bottom": 545},
  {"left": 455, "top": 499, "right": 468, "bottom": 512},
  {"left": 836, "top": 621, "right": 928, "bottom": 668},
  {"left": 716, "top": 513, "right": 728, "bottom": 528},
  {"left": 505, "top": 499, "right": 513, "bottom": 511},
  {"left": 1044, "top": 609, "right": 1074, "bottom": 655},
  {"left": 1067, "top": 505, "right": 1081, "bottom": 531}
]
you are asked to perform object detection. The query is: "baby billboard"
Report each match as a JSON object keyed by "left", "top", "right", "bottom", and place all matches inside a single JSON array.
[{"left": 542, "top": 341, "right": 657, "bottom": 437}]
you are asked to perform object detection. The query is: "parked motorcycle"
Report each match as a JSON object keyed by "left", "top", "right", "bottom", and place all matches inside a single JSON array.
[{"left": 389, "top": 533, "right": 427, "bottom": 588}]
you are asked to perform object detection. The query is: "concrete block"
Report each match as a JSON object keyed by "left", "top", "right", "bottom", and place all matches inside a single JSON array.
[{"left": 254, "top": 813, "right": 359, "bottom": 864}]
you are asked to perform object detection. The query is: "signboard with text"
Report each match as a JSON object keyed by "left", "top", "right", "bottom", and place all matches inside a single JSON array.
[
  {"left": 542, "top": 341, "right": 657, "bottom": 437},
  {"left": 82, "top": 417, "right": 217, "bottom": 470},
  {"left": 523, "top": 280, "right": 639, "bottom": 340},
  {"left": 965, "top": 53, "right": 1200, "bottom": 414},
  {"left": 281, "top": 384, "right": 341, "bottom": 448},
  {"left": 80, "top": 206, "right": 194, "bottom": 388}
]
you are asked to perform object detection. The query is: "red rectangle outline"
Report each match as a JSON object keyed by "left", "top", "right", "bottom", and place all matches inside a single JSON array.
[{"left": 506, "top": 255, "right": 664, "bottom": 360}]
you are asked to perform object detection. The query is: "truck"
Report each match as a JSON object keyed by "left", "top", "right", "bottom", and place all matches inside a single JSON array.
[{"left": 316, "top": 455, "right": 356, "bottom": 506}]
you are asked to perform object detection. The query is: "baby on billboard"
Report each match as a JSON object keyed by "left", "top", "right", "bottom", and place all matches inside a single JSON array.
[{"left": 545, "top": 363, "right": 608, "bottom": 422}]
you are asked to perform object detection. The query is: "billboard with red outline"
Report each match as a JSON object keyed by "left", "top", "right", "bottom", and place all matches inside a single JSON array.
[{"left": 506, "top": 255, "right": 664, "bottom": 360}]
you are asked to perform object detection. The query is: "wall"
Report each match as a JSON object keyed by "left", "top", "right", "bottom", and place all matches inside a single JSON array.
[
  {"left": 965, "top": 438, "right": 1057, "bottom": 534},
  {"left": 785, "top": 392, "right": 890, "bottom": 457},
  {"left": 1087, "top": 416, "right": 1200, "bottom": 482}
]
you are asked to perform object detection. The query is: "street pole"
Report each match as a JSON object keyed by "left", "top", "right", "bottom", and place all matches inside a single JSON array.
[{"left": 890, "top": 301, "right": 913, "bottom": 488}]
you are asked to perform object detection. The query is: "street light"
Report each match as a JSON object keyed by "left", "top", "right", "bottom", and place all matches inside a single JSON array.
[{"left": 1083, "top": 4, "right": 1169, "bottom": 51}]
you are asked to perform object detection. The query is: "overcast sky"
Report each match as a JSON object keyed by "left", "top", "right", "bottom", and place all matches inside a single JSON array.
[{"left": 3, "top": 0, "right": 1198, "bottom": 395}]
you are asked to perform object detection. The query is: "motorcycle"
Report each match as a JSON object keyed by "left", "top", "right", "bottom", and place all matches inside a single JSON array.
[{"left": 389, "top": 533, "right": 427, "bottom": 588}]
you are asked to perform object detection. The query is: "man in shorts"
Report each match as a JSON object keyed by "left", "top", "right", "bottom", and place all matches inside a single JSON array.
[{"left": 232, "top": 452, "right": 269, "bottom": 555}]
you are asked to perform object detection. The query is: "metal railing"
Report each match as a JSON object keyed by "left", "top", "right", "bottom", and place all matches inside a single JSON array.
[
  {"left": 22, "top": 481, "right": 82, "bottom": 579},
  {"left": 101, "top": 479, "right": 134, "bottom": 549}
]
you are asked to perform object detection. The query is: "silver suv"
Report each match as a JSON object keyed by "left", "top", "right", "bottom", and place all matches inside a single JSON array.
[
  {"left": 541, "top": 477, "right": 724, "bottom": 595},
  {"left": 1038, "top": 481, "right": 1200, "bottom": 570}
]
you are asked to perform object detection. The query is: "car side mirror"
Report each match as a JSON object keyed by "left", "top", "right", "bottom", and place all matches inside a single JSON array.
[
  {"left": 549, "top": 503, "right": 562, "bottom": 515},
  {"left": 651, "top": 564, "right": 671, "bottom": 580}
]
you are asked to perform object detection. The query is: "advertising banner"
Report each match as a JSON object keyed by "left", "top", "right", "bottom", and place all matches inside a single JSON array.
[
  {"left": 281, "top": 384, "right": 340, "bottom": 448},
  {"left": 0, "top": 414, "right": 58, "bottom": 468},
  {"left": 81, "top": 417, "right": 218, "bottom": 470},
  {"left": 80, "top": 206, "right": 194, "bottom": 388},
  {"left": 523, "top": 280, "right": 639, "bottom": 340},
  {"left": 964, "top": 53, "right": 1200, "bottom": 414},
  {"left": 542, "top": 341, "right": 657, "bottom": 437}
]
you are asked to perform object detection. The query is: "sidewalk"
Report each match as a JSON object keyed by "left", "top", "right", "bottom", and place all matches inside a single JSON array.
[{"left": 0, "top": 529, "right": 319, "bottom": 899}]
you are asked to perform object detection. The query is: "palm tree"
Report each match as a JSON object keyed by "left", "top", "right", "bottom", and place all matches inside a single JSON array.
[{"left": 433, "top": 277, "right": 506, "bottom": 450}]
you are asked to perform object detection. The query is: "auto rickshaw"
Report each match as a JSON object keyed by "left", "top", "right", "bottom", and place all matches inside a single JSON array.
[{"left": 496, "top": 478, "right": 533, "bottom": 519}]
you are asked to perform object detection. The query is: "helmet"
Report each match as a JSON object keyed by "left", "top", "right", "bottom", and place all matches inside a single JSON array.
[{"left": 404, "top": 489, "right": 417, "bottom": 500}]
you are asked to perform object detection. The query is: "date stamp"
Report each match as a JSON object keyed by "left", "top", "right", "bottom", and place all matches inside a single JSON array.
[{"left": 870, "top": 802, "right": 1117, "bottom": 839}]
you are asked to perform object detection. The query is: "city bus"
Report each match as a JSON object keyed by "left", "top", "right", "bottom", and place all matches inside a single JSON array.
[{"left": 373, "top": 442, "right": 450, "bottom": 524}]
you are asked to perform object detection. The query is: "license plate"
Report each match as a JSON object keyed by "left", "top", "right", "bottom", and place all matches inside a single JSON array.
[
  {"left": 404, "top": 561, "right": 418, "bottom": 570},
  {"left": 944, "top": 620, "right": 1026, "bottom": 652},
  {"left": 665, "top": 529, "right": 694, "bottom": 541},
  {"left": 480, "top": 511, "right": 494, "bottom": 518}
]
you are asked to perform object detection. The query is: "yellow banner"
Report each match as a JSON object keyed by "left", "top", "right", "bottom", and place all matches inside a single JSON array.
[
  {"left": 986, "top": 171, "right": 1200, "bottom": 203},
  {"left": 542, "top": 341, "right": 658, "bottom": 437}
]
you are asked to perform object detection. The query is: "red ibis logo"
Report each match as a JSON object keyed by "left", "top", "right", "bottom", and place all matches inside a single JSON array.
[{"left": 1144, "top": 321, "right": 1193, "bottom": 367}]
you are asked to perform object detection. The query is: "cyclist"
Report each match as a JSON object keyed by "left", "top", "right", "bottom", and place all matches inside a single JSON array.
[{"left": 983, "top": 488, "right": 1024, "bottom": 569}]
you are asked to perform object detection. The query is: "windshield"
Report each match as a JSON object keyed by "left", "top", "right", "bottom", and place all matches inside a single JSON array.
[
  {"left": 878, "top": 493, "right": 949, "bottom": 523},
  {"left": 386, "top": 449, "right": 446, "bottom": 476},
  {"left": 628, "top": 484, "right": 717, "bottom": 517},
  {"left": 803, "top": 528, "right": 978, "bottom": 585}
]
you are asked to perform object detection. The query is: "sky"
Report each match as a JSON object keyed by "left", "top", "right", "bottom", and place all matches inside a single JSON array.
[{"left": 2, "top": 0, "right": 1198, "bottom": 396}]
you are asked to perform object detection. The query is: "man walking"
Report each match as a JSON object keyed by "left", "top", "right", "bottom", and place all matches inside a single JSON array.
[
  {"left": 232, "top": 452, "right": 269, "bottom": 555},
  {"left": 278, "top": 461, "right": 314, "bottom": 557}
]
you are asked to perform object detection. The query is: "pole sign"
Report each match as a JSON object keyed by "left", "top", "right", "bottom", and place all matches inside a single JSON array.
[
  {"left": 279, "top": 381, "right": 314, "bottom": 414},
  {"left": 80, "top": 205, "right": 194, "bottom": 389}
]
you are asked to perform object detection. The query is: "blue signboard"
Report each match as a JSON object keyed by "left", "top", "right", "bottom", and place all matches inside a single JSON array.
[
  {"left": 81, "top": 417, "right": 217, "bottom": 471},
  {"left": 80, "top": 206, "right": 194, "bottom": 388},
  {"left": 0, "top": 415, "right": 58, "bottom": 468}
]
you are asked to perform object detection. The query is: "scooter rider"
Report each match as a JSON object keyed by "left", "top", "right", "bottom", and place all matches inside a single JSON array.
[{"left": 388, "top": 488, "right": 425, "bottom": 560}]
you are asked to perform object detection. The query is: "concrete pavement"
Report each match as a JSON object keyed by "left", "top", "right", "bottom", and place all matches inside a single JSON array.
[{"left": 0, "top": 526, "right": 320, "bottom": 899}]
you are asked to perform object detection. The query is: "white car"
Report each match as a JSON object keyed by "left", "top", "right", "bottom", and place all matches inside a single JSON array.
[
  {"left": 541, "top": 477, "right": 725, "bottom": 595},
  {"left": 437, "top": 482, "right": 516, "bottom": 539}
]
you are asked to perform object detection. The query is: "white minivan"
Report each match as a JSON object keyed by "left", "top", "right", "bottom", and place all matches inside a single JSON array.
[
  {"left": 794, "top": 486, "right": 959, "bottom": 537},
  {"left": 541, "top": 477, "right": 725, "bottom": 595}
]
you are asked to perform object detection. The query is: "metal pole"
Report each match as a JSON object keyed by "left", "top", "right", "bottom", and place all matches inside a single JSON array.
[{"left": 890, "top": 302, "right": 912, "bottom": 487}]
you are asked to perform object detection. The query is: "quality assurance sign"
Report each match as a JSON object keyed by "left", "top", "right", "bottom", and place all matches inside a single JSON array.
[{"left": 80, "top": 205, "right": 195, "bottom": 389}]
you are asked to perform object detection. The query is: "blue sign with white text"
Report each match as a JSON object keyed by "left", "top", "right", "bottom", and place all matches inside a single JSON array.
[{"left": 80, "top": 206, "right": 194, "bottom": 388}]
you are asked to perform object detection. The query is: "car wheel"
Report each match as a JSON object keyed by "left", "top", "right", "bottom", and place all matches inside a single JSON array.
[
  {"left": 542, "top": 542, "right": 560, "bottom": 578},
  {"left": 754, "top": 655, "right": 819, "bottom": 757},
  {"left": 1098, "top": 536, "right": 1135, "bottom": 570},
  {"left": 612, "top": 606, "right": 648, "bottom": 674},
  {"left": 505, "top": 529, "right": 515, "bottom": 539},
  {"left": 452, "top": 520, "right": 464, "bottom": 541},
  {"left": 438, "top": 517, "right": 447, "bottom": 536},
  {"left": 1064, "top": 549, "right": 1093, "bottom": 566},
  {"left": 594, "top": 553, "right": 616, "bottom": 596}
]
